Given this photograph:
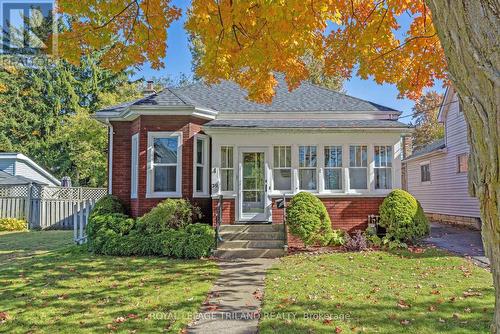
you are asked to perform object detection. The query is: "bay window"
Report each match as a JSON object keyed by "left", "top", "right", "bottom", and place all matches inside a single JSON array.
[
  {"left": 147, "top": 132, "right": 182, "bottom": 197},
  {"left": 273, "top": 146, "right": 292, "bottom": 191},
  {"left": 220, "top": 146, "right": 234, "bottom": 191},
  {"left": 374, "top": 145, "right": 392, "bottom": 189},
  {"left": 349, "top": 145, "right": 367, "bottom": 190},
  {"left": 324, "top": 146, "right": 342, "bottom": 190},
  {"left": 299, "top": 146, "right": 317, "bottom": 190}
]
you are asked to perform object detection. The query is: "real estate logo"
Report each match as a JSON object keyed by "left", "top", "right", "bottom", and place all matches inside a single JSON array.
[{"left": 1, "top": 0, "right": 57, "bottom": 56}]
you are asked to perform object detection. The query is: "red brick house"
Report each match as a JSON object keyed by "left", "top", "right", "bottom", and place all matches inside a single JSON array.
[{"left": 95, "top": 76, "right": 411, "bottom": 241}]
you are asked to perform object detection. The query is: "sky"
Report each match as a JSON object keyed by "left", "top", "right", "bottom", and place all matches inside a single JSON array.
[{"left": 135, "top": 0, "right": 445, "bottom": 123}]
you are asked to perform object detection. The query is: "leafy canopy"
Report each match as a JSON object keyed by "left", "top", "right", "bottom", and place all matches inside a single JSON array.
[{"left": 57, "top": 1, "right": 446, "bottom": 102}]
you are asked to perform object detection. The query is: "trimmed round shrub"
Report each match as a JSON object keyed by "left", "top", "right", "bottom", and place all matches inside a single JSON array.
[
  {"left": 138, "top": 199, "right": 202, "bottom": 233},
  {"left": 89, "top": 195, "right": 125, "bottom": 220},
  {"left": 0, "top": 218, "right": 28, "bottom": 231},
  {"left": 379, "top": 189, "right": 430, "bottom": 243},
  {"left": 286, "top": 192, "right": 333, "bottom": 246}
]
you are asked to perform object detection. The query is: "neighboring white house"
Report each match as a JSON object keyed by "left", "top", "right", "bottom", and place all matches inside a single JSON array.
[
  {"left": 0, "top": 153, "right": 60, "bottom": 186},
  {"left": 403, "top": 87, "right": 481, "bottom": 229}
]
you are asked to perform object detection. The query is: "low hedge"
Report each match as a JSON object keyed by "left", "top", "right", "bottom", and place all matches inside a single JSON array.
[
  {"left": 286, "top": 192, "right": 334, "bottom": 246},
  {"left": 379, "top": 189, "right": 430, "bottom": 243},
  {"left": 89, "top": 195, "right": 126, "bottom": 221},
  {"left": 86, "top": 199, "right": 214, "bottom": 259},
  {"left": 0, "top": 218, "right": 28, "bottom": 231}
]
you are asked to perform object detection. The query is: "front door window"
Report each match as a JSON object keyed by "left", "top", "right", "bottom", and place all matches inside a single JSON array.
[{"left": 241, "top": 152, "right": 266, "bottom": 217}]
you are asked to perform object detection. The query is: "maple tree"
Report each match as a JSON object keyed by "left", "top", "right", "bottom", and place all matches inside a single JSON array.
[{"left": 56, "top": 1, "right": 498, "bottom": 332}]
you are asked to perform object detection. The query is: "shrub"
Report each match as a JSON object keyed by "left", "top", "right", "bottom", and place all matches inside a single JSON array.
[
  {"left": 138, "top": 199, "right": 202, "bottom": 232},
  {"left": 328, "top": 230, "right": 346, "bottom": 246},
  {"left": 183, "top": 224, "right": 215, "bottom": 259},
  {"left": 90, "top": 195, "right": 125, "bottom": 220},
  {"left": 0, "top": 218, "right": 28, "bottom": 231},
  {"left": 342, "top": 230, "right": 368, "bottom": 252},
  {"left": 86, "top": 213, "right": 135, "bottom": 254},
  {"left": 379, "top": 189, "right": 430, "bottom": 243},
  {"left": 286, "top": 192, "right": 333, "bottom": 246}
]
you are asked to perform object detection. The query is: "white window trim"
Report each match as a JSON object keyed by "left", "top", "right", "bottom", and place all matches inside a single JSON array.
[
  {"left": 374, "top": 145, "right": 393, "bottom": 190},
  {"left": 419, "top": 160, "right": 431, "bottom": 184},
  {"left": 220, "top": 145, "right": 235, "bottom": 194},
  {"left": 323, "top": 145, "right": 343, "bottom": 192},
  {"left": 146, "top": 131, "right": 183, "bottom": 198},
  {"left": 193, "top": 134, "right": 210, "bottom": 197},
  {"left": 298, "top": 145, "right": 318, "bottom": 192},
  {"left": 272, "top": 145, "right": 293, "bottom": 193},
  {"left": 348, "top": 145, "right": 369, "bottom": 191},
  {"left": 130, "top": 133, "right": 139, "bottom": 199}
]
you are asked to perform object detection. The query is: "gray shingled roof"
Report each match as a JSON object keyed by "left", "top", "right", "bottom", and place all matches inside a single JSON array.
[
  {"left": 99, "top": 75, "right": 401, "bottom": 114},
  {"left": 204, "top": 119, "right": 410, "bottom": 129},
  {"left": 407, "top": 139, "right": 446, "bottom": 159}
]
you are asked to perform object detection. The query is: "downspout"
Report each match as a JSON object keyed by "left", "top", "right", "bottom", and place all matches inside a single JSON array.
[{"left": 105, "top": 118, "right": 113, "bottom": 195}]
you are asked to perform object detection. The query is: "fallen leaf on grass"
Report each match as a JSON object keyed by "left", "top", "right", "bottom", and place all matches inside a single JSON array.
[
  {"left": 335, "top": 326, "right": 343, "bottom": 333},
  {"left": 400, "top": 319, "right": 410, "bottom": 326},
  {"left": 463, "top": 290, "right": 482, "bottom": 298},
  {"left": 114, "top": 316, "right": 126, "bottom": 323},
  {"left": 397, "top": 300, "right": 410, "bottom": 309},
  {"left": 428, "top": 305, "right": 437, "bottom": 312}
]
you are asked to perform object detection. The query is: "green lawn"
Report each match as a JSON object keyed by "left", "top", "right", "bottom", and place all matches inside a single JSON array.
[
  {"left": 260, "top": 249, "right": 494, "bottom": 334},
  {"left": 0, "top": 231, "right": 218, "bottom": 333}
]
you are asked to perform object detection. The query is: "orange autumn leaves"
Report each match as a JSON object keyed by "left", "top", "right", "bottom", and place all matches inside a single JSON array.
[
  {"left": 57, "top": 0, "right": 180, "bottom": 71},
  {"left": 186, "top": 0, "right": 447, "bottom": 102},
  {"left": 57, "top": 0, "right": 447, "bottom": 102}
]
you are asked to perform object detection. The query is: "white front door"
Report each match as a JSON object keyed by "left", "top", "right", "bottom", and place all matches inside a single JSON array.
[{"left": 239, "top": 149, "right": 270, "bottom": 222}]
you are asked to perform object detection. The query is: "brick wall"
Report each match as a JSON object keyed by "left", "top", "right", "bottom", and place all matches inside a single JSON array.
[
  {"left": 271, "top": 197, "right": 384, "bottom": 248},
  {"left": 111, "top": 115, "right": 211, "bottom": 221},
  {"left": 211, "top": 198, "right": 236, "bottom": 226}
]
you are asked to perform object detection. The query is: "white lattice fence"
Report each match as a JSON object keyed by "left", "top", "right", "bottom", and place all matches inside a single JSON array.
[{"left": 0, "top": 185, "right": 106, "bottom": 230}]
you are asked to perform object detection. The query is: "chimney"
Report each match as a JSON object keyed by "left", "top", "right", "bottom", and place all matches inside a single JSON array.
[
  {"left": 402, "top": 135, "right": 413, "bottom": 160},
  {"left": 143, "top": 80, "right": 156, "bottom": 96}
]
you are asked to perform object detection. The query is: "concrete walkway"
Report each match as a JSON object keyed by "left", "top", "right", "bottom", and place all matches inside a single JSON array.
[
  {"left": 187, "top": 258, "right": 276, "bottom": 334},
  {"left": 424, "top": 222, "right": 490, "bottom": 266}
]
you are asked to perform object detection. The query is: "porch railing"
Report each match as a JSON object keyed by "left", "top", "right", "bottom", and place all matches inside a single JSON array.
[
  {"left": 276, "top": 194, "right": 288, "bottom": 251},
  {"left": 214, "top": 195, "right": 224, "bottom": 249}
]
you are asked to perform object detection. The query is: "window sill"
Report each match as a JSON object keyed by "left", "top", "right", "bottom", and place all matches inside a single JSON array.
[{"left": 146, "top": 192, "right": 182, "bottom": 199}]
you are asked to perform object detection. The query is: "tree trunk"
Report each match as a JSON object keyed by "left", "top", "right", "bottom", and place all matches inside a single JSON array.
[{"left": 426, "top": 1, "right": 499, "bottom": 332}]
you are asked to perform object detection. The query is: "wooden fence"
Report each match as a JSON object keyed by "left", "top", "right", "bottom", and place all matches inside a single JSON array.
[{"left": 0, "top": 185, "right": 106, "bottom": 238}]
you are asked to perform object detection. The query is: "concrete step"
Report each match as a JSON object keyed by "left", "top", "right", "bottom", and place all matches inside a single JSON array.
[
  {"left": 219, "top": 224, "right": 284, "bottom": 233},
  {"left": 220, "top": 231, "right": 283, "bottom": 240},
  {"left": 218, "top": 240, "right": 285, "bottom": 249},
  {"left": 213, "top": 248, "right": 286, "bottom": 259}
]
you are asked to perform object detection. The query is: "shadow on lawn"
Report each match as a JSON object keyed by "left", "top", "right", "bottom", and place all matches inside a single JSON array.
[
  {"left": 260, "top": 295, "right": 494, "bottom": 334},
  {"left": 259, "top": 249, "right": 494, "bottom": 334},
  {"left": 0, "top": 246, "right": 218, "bottom": 333}
]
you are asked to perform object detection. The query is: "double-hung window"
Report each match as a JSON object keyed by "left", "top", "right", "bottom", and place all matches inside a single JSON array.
[
  {"left": 349, "top": 145, "right": 368, "bottom": 190},
  {"left": 299, "top": 146, "right": 317, "bottom": 190},
  {"left": 421, "top": 163, "right": 431, "bottom": 182},
  {"left": 148, "top": 132, "right": 182, "bottom": 197},
  {"left": 194, "top": 135, "right": 209, "bottom": 196},
  {"left": 220, "top": 146, "right": 234, "bottom": 192},
  {"left": 324, "top": 146, "right": 342, "bottom": 190},
  {"left": 273, "top": 146, "right": 292, "bottom": 191},
  {"left": 374, "top": 145, "right": 392, "bottom": 189}
]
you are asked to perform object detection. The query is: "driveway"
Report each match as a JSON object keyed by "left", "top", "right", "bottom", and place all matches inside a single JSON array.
[{"left": 424, "top": 222, "right": 490, "bottom": 266}]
